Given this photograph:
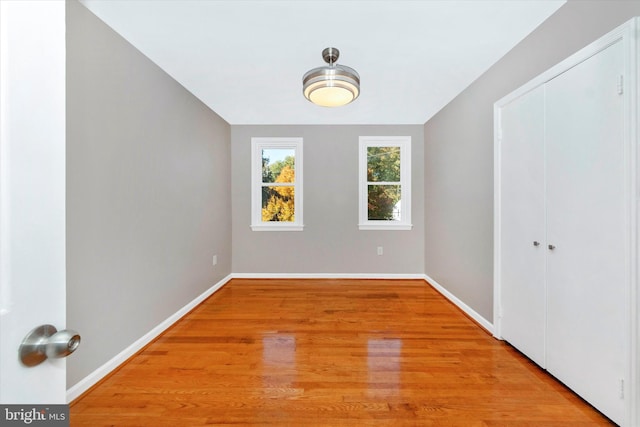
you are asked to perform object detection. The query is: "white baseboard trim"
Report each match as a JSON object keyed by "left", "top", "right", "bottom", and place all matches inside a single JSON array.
[
  {"left": 231, "top": 272, "right": 426, "bottom": 280},
  {"left": 66, "top": 273, "right": 233, "bottom": 403},
  {"left": 423, "top": 273, "right": 494, "bottom": 334}
]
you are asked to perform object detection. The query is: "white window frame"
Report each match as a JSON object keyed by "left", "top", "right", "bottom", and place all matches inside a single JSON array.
[
  {"left": 358, "top": 136, "right": 412, "bottom": 230},
  {"left": 251, "top": 137, "right": 303, "bottom": 231}
]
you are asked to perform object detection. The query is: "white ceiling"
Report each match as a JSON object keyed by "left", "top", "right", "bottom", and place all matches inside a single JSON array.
[{"left": 79, "top": 0, "right": 565, "bottom": 125}]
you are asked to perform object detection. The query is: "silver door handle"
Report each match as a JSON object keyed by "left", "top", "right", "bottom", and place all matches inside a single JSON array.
[
  {"left": 19, "top": 325, "right": 81, "bottom": 367},
  {"left": 548, "top": 244, "right": 556, "bottom": 250},
  {"left": 533, "top": 241, "right": 540, "bottom": 246}
]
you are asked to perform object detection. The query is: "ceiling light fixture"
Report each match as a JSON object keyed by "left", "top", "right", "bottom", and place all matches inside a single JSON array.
[{"left": 303, "top": 47, "right": 360, "bottom": 107}]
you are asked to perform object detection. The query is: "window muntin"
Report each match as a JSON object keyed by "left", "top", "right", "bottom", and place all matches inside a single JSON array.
[
  {"left": 359, "top": 137, "right": 411, "bottom": 230},
  {"left": 251, "top": 138, "right": 303, "bottom": 231}
]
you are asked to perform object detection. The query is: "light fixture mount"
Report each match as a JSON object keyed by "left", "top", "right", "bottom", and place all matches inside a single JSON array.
[
  {"left": 303, "top": 47, "right": 360, "bottom": 108},
  {"left": 322, "top": 47, "right": 340, "bottom": 65}
]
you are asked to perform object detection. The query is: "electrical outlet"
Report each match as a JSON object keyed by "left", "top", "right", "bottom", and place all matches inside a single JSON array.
[
  {"left": 212, "top": 255, "right": 217, "bottom": 266},
  {"left": 377, "top": 246, "right": 383, "bottom": 256}
]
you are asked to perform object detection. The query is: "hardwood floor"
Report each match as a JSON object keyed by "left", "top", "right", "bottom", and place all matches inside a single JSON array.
[{"left": 71, "top": 279, "right": 614, "bottom": 426}]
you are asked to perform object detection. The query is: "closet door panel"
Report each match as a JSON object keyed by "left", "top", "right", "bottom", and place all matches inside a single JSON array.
[
  {"left": 498, "top": 86, "right": 546, "bottom": 367},
  {"left": 545, "top": 41, "right": 626, "bottom": 424}
]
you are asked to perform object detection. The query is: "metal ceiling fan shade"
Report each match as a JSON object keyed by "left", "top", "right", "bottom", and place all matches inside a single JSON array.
[{"left": 302, "top": 48, "right": 360, "bottom": 107}]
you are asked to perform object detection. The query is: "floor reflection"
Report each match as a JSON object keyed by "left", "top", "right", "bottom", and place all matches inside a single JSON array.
[
  {"left": 261, "top": 334, "right": 300, "bottom": 399},
  {"left": 367, "top": 338, "right": 402, "bottom": 398},
  {"left": 263, "top": 335, "right": 296, "bottom": 367}
]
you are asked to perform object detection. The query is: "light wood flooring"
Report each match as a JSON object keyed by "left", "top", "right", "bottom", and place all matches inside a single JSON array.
[{"left": 70, "top": 278, "right": 614, "bottom": 426}]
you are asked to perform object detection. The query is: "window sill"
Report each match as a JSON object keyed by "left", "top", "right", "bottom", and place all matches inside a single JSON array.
[
  {"left": 358, "top": 223, "right": 413, "bottom": 231},
  {"left": 251, "top": 224, "right": 304, "bottom": 232}
]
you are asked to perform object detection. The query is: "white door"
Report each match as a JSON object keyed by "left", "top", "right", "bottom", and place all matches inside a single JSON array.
[
  {"left": 545, "top": 40, "right": 626, "bottom": 425},
  {"left": 498, "top": 85, "right": 547, "bottom": 367},
  {"left": 0, "top": 0, "right": 67, "bottom": 404}
]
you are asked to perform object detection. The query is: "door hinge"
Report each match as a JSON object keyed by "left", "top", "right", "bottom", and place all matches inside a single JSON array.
[
  {"left": 620, "top": 378, "right": 625, "bottom": 399},
  {"left": 617, "top": 75, "right": 624, "bottom": 95}
]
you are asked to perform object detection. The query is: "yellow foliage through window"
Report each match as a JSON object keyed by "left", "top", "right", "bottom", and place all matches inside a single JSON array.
[{"left": 262, "top": 165, "right": 295, "bottom": 222}]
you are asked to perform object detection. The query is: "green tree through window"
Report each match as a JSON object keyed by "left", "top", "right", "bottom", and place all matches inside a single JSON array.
[
  {"left": 359, "top": 136, "right": 411, "bottom": 230},
  {"left": 367, "top": 146, "right": 401, "bottom": 220}
]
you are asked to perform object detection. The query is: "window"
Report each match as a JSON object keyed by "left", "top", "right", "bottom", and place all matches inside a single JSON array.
[
  {"left": 359, "top": 136, "right": 411, "bottom": 230},
  {"left": 251, "top": 137, "right": 303, "bottom": 231}
]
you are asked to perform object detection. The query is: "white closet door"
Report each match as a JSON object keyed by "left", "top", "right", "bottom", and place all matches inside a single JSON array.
[
  {"left": 498, "top": 85, "right": 546, "bottom": 367},
  {"left": 545, "top": 40, "right": 626, "bottom": 424}
]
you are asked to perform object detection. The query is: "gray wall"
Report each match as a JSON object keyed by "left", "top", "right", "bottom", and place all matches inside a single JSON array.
[
  {"left": 232, "top": 125, "right": 424, "bottom": 275},
  {"left": 66, "top": 0, "right": 231, "bottom": 388},
  {"left": 424, "top": 0, "right": 640, "bottom": 322}
]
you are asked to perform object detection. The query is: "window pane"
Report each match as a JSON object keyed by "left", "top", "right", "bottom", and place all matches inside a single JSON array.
[
  {"left": 262, "top": 186, "right": 295, "bottom": 222},
  {"left": 262, "top": 148, "right": 295, "bottom": 183},
  {"left": 368, "top": 185, "right": 401, "bottom": 220},
  {"left": 367, "top": 146, "right": 400, "bottom": 182}
]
